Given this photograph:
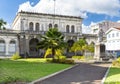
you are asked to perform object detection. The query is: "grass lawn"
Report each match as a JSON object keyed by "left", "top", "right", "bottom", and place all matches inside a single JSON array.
[
  {"left": 105, "top": 67, "right": 120, "bottom": 84},
  {"left": 0, "top": 59, "right": 72, "bottom": 83}
]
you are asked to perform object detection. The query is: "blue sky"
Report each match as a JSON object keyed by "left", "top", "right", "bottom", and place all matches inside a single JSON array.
[
  {"left": 83, "top": 13, "right": 120, "bottom": 25},
  {"left": 0, "top": 0, "right": 120, "bottom": 28},
  {"left": 0, "top": 0, "right": 39, "bottom": 25}
]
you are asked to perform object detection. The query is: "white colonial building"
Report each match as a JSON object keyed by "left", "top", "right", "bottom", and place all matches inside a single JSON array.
[
  {"left": 0, "top": 11, "right": 83, "bottom": 57},
  {"left": 105, "top": 27, "right": 120, "bottom": 57},
  {"left": 0, "top": 11, "right": 98, "bottom": 58},
  {"left": 12, "top": 11, "right": 82, "bottom": 34}
]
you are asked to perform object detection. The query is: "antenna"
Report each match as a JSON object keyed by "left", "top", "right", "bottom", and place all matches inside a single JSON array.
[
  {"left": 54, "top": 0, "right": 56, "bottom": 15},
  {"left": 53, "top": 0, "right": 56, "bottom": 25}
]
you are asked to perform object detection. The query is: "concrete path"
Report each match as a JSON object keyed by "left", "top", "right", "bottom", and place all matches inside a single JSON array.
[{"left": 34, "top": 62, "right": 111, "bottom": 84}]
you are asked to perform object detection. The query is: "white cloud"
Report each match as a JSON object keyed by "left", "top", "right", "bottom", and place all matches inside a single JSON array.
[
  {"left": 117, "top": 20, "right": 120, "bottom": 23},
  {"left": 90, "top": 22, "right": 97, "bottom": 26},
  {"left": 5, "top": 23, "right": 11, "bottom": 29},
  {"left": 82, "top": 22, "right": 99, "bottom": 34},
  {"left": 82, "top": 24, "right": 91, "bottom": 34},
  {"left": 18, "top": 0, "right": 120, "bottom": 34},
  {"left": 18, "top": 1, "right": 33, "bottom": 12},
  {"left": 18, "top": 0, "right": 120, "bottom": 18}
]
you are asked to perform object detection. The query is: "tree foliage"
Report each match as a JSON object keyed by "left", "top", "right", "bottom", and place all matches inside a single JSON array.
[
  {"left": 71, "top": 38, "right": 87, "bottom": 55},
  {"left": 37, "top": 28, "right": 66, "bottom": 58},
  {"left": 71, "top": 38, "right": 94, "bottom": 55},
  {"left": 0, "top": 18, "right": 6, "bottom": 30},
  {"left": 87, "top": 43, "right": 94, "bottom": 52},
  {"left": 44, "top": 48, "right": 63, "bottom": 58}
]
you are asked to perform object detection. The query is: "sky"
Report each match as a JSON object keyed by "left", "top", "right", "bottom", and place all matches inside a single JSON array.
[{"left": 1, "top": 0, "right": 120, "bottom": 33}]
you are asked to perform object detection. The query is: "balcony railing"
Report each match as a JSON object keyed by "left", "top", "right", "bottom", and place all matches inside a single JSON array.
[{"left": 0, "top": 30, "right": 81, "bottom": 36}]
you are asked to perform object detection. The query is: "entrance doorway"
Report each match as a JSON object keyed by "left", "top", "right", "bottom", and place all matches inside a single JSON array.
[{"left": 29, "top": 38, "right": 39, "bottom": 57}]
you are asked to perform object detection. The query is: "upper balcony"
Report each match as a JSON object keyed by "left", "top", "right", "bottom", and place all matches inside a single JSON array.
[{"left": 0, "top": 29, "right": 81, "bottom": 37}]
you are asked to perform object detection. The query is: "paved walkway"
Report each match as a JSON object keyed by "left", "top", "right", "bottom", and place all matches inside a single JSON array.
[{"left": 34, "top": 62, "right": 111, "bottom": 84}]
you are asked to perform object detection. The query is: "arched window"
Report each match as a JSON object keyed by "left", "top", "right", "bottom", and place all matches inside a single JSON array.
[
  {"left": 9, "top": 40, "right": 16, "bottom": 54},
  {"left": 29, "top": 22, "right": 33, "bottom": 31},
  {"left": 35, "top": 23, "right": 39, "bottom": 31},
  {"left": 66, "top": 25, "right": 70, "bottom": 33},
  {"left": 54, "top": 24, "right": 58, "bottom": 28},
  {"left": 0, "top": 40, "right": 5, "bottom": 55},
  {"left": 71, "top": 25, "right": 75, "bottom": 33},
  {"left": 49, "top": 23, "right": 52, "bottom": 28}
]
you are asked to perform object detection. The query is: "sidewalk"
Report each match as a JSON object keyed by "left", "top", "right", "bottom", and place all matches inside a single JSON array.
[{"left": 33, "top": 62, "right": 111, "bottom": 84}]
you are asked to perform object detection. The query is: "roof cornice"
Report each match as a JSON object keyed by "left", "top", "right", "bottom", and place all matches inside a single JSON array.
[{"left": 18, "top": 11, "right": 83, "bottom": 19}]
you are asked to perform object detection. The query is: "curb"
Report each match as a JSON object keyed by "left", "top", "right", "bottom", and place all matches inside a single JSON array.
[
  {"left": 101, "top": 64, "right": 112, "bottom": 84},
  {"left": 29, "top": 64, "right": 79, "bottom": 84}
]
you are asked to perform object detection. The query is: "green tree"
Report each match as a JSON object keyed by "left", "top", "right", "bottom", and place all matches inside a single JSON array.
[
  {"left": 37, "top": 28, "right": 66, "bottom": 58},
  {"left": 71, "top": 41, "right": 81, "bottom": 55},
  {"left": 88, "top": 43, "right": 94, "bottom": 53},
  {"left": 0, "top": 19, "right": 6, "bottom": 30},
  {"left": 71, "top": 38, "right": 88, "bottom": 55}
]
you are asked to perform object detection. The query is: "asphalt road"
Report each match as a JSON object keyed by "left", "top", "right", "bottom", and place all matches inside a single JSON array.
[{"left": 34, "top": 62, "right": 111, "bottom": 84}]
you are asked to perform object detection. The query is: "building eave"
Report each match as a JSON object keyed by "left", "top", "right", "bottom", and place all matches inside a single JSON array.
[{"left": 18, "top": 11, "right": 83, "bottom": 20}]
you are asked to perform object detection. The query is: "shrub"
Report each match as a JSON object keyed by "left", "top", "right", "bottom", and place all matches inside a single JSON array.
[
  {"left": 112, "top": 57, "right": 120, "bottom": 67},
  {"left": 46, "top": 58, "right": 53, "bottom": 62},
  {"left": 52, "top": 56, "right": 74, "bottom": 64},
  {"left": 72, "top": 56, "right": 85, "bottom": 60},
  {"left": 44, "top": 49, "right": 63, "bottom": 58},
  {"left": 55, "top": 55, "right": 66, "bottom": 59},
  {"left": 64, "top": 59, "right": 74, "bottom": 64},
  {"left": 11, "top": 52, "right": 21, "bottom": 60},
  {"left": 53, "top": 56, "right": 66, "bottom": 63},
  {"left": 44, "top": 48, "right": 52, "bottom": 58},
  {"left": 55, "top": 49, "right": 63, "bottom": 56}
]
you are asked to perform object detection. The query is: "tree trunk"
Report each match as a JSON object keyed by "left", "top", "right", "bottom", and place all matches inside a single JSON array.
[{"left": 52, "top": 48, "right": 55, "bottom": 58}]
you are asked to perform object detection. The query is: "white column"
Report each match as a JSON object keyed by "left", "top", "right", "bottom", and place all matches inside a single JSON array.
[
  {"left": 94, "top": 43, "right": 100, "bottom": 60},
  {"left": 15, "top": 39, "right": 19, "bottom": 53},
  {"left": 34, "top": 22, "right": 35, "bottom": 31},
  {"left": 5, "top": 39, "right": 10, "bottom": 56}
]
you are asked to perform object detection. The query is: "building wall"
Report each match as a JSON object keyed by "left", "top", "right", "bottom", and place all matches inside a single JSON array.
[
  {"left": 0, "top": 35, "right": 19, "bottom": 57},
  {"left": 106, "top": 29, "right": 120, "bottom": 51},
  {"left": 3, "top": 11, "right": 99, "bottom": 58},
  {"left": 91, "top": 21, "right": 120, "bottom": 34},
  {"left": 12, "top": 12, "right": 82, "bottom": 34}
]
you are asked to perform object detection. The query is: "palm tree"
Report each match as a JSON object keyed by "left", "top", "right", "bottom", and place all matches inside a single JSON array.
[
  {"left": 0, "top": 19, "right": 6, "bottom": 30},
  {"left": 37, "top": 28, "right": 66, "bottom": 58}
]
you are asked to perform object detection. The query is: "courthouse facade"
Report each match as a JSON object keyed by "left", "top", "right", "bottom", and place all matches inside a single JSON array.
[{"left": 0, "top": 11, "right": 86, "bottom": 57}]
